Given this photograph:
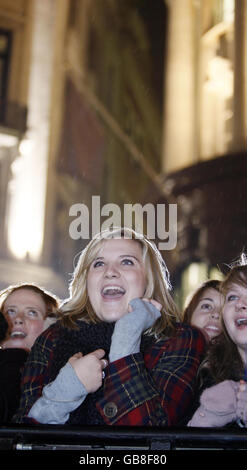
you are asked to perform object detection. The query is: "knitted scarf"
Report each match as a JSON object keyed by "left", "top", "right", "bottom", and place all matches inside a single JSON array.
[{"left": 50, "top": 320, "right": 154, "bottom": 425}]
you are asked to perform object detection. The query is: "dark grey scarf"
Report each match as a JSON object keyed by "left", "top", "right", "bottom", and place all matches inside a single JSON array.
[
  {"left": 50, "top": 320, "right": 154, "bottom": 425},
  {"left": 50, "top": 320, "right": 115, "bottom": 425}
]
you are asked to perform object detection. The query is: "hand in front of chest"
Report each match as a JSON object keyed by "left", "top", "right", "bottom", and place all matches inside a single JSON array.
[{"left": 68, "top": 349, "right": 108, "bottom": 393}]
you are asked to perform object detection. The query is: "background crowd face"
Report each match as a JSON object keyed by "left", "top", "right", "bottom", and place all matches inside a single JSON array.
[
  {"left": 190, "top": 288, "right": 223, "bottom": 340},
  {"left": 223, "top": 283, "right": 247, "bottom": 362},
  {"left": 2, "top": 288, "right": 47, "bottom": 350}
]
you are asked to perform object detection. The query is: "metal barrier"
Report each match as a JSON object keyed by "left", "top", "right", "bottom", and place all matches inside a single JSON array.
[{"left": 0, "top": 424, "right": 247, "bottom": 451}]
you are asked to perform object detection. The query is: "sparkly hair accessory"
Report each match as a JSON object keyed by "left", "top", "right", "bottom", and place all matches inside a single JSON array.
[{"left": 226, "top": 252, "right": 247, "bottom": 270}]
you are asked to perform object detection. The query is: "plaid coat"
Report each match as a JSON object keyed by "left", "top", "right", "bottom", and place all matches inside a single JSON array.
[{"left": 13, "top": 322, "right": 206, "bottom": 426}]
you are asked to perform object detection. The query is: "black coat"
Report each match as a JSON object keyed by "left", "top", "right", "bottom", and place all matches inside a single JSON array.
[{"left": 0, "top": 348, "right": 28, "bottom": 423}]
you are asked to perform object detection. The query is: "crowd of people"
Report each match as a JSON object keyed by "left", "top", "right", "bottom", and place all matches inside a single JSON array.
[{"left": 0, "top": 226, "right": 247, "bottom": 428}]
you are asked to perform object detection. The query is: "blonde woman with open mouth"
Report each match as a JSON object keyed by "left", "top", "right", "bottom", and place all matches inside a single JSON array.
[{"left": 14, "top": 227, "right": 206, "bottom": 427}]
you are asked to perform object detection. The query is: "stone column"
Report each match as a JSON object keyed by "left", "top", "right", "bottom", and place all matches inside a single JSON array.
[
  {"left": 233, "top": 0, "right": 247, "bottom": 150},
  {"left": 7, "top": 0, "right": 56, "bottom": 261},
  {"left": 162, "top": 0, "right": 196, "bottom": 174}
]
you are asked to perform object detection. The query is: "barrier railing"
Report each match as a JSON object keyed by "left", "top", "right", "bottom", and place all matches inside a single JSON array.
[{"left": 0, "top": 424, "right": 247, "bottom": 450}]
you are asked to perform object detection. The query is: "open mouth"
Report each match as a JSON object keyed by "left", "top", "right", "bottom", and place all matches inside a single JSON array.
[
  {"left": 235, "top": 318, "right": 247, "bottom": 327},
  {"left": 204, "top": 324, "right": 221, "bottom": 338},
  {"left": 11, "top": 331, "right": 27, "bottom": 339},
  {"left": 205, "top": 325, "right": 220, "bottom": 332},
  {"left": 101, "top": 285, "right": 126, "bottom": 300}
]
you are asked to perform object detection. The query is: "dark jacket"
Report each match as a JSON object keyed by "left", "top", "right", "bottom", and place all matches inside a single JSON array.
[{"left": 0, "top": 347, "right": 28, "bottom": 422}]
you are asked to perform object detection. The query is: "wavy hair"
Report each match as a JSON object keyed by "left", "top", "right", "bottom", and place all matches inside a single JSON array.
[
  {"left": 183, "top": 279, "right": 221, "bottom": 325},
  {"left": 0, "top": 283, "right": 59, "bottom": 319},
  {"left": 201, "top": 264, "right": 247, "bottom": 383},
  {"left": 59, "top": 227, "right": 181, "bottom": 337}
]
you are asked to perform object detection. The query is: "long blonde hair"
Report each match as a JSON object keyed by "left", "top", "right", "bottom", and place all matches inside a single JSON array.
[{"left": 60, "top": 227, "right": 181, "bottom": 337}]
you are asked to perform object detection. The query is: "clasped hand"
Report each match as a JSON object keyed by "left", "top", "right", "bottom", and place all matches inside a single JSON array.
[
  {"left": 109, "top": 297, "right": 162, "bottom": 362},
  {"left": 189, "top": 379, "right": 247, "bottom": 427},
  {"left": 69, "top": 349, "right": 108, "bottom": 393},
  {"left": 213, "top": 379, "right": 247, "bottom": 426},
  {"left": 236, "top": 380, "right": 247, "bottom": 426},
  {"left": 68, "top": 297, "right": 162, "bottom": 388}
]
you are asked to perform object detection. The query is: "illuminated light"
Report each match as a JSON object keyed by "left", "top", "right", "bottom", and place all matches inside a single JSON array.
[
  {"left": 0, "top": 133, "right": 18, "bottom": 148},
  {"left": 223, "top": 0, "right": 234, "bottom": 23},
  {"left": 187, "top": 263, "right": 207, "bottom": 287},
  {"left": 7, "top": 0, "right": 54, "bottom": 263},
  {"left": 180, "top": 262, "right": 208, "bottom": 309},
  {"left": 19, "top": 138, "right": 33, "bottom": 156},
  {"left": 7, "top": 137, "right": 46, "bottom": 261},
  {"left": 205, "top": 57, "right": 233, "bottom": 98},
  {"left": 209, "top": 267, "right": 224, "bottom": 281}
]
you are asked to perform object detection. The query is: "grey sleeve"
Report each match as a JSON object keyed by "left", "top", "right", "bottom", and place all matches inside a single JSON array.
[
  {"left": 109, "top": 298, "right": 161, "bottom": 362},
  {"left": 28, "top": 362, "right": 88, "bottom": 424}
]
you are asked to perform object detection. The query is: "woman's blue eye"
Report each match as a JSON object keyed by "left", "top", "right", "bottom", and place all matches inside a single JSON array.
[
  {"left": 93, "top": 261, "right": 104, "bottom": 268},
  {"left": 6, "top": 308, "right": 16, "bottom": 317},
  {"left": 92, "top": 258, "right": 134, "bottom": 268},
  {"left": 200, "top": 303, "right": 212, "bottom": 310},
  {"left": 121, "top": 259, "right": 134, "bottom": 265},
  {"left": 227, "top": 294, "right": 238, "bottom": 302},
  {"left": 27, "top": 310, "right": 38, "bottom": 317}
]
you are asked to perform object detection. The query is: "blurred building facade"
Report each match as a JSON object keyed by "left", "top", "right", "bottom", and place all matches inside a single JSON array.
[{"left": 0, "top": 0, "right": 246, "bottom": 306}]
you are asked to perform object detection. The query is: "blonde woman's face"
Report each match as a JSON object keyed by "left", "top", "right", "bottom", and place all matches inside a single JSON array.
[{"left": 86, "top": 238, "right": 147, "bottom": 322}]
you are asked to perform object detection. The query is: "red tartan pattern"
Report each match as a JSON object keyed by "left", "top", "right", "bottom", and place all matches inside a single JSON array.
[{"left": 97, "top": 325, "right": 206, "bottom": 425}]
